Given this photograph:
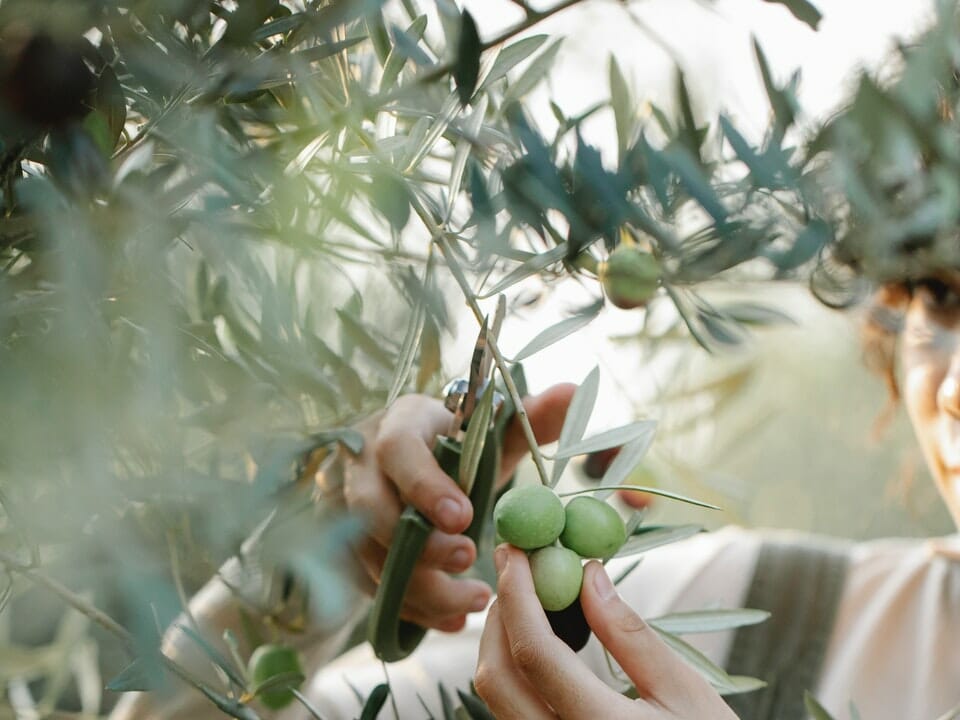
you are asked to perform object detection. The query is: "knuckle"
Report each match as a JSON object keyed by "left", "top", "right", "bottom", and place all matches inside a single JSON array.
[
  {"left": 510, "top": 637, "right": 547, "bottom": 675},
  {"left": 374, "top": 430, "right": 410, "bottom": 466},
  {"left": 404, "top": 471, "right": 435, "bottom": 503},
  {"left": 342, "top": 478, "right": 376, "bottom": 513},
  {"left": 473, "top": 665, "right": 497, "bottom": 701}
]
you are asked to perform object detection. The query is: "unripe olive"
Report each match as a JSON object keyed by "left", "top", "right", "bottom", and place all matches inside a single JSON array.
[
  {"left": 560, "top": 496, "right": 627, "bottom": 559},
  {"left": 601, "top": 246, "right": 661, "bottom": 309},
  {"left": 247, "top": 643, "right": 303, "bottom": 710},
  {"left": 529, "top": 546, "right": 583, "bottom": 612},
  {"left": 493, "top": 485, "right": 565, "bottom": 550}
]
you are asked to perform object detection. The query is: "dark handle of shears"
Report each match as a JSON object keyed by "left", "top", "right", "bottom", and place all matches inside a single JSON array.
[{"left": 368, "top": 364, "right": 527, "bottom": 662}]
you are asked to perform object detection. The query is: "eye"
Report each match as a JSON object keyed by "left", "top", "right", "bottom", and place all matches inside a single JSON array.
[{"left": 915, "top": 277, "right": 960, "bottom": 314}]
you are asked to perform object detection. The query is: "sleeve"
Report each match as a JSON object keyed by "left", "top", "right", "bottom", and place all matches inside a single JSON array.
[
  {"left": 296, "top": 525, "right": 761, "bottom": 719},
  {"left": 109, "top": 554, "right": 372, "bottom": 720}
]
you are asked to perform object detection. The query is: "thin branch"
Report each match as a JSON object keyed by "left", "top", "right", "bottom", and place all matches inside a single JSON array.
[{"left": 408, "top": 197, "right": 552, "bottom": 486}]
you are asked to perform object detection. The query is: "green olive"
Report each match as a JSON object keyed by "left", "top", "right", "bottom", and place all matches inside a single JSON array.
[
  {"left": 560, "top": 496, "right": 627, "bottom": 559},
  {"left": 247, "top": 643, "right": 304, "bottom": 710},
  {"left": 601, "top": 246, "right": 661, "bottom": 309},
  {"left": 529, "top": 546, "right": 584, "bottom": 612},
  {"left": 493, "top": 484, "right": 565, "bottom": 550}
]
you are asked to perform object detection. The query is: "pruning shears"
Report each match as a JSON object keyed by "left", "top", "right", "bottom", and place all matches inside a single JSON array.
[{"left": 368, "top": 302, "right": 526, "bottom": 662}]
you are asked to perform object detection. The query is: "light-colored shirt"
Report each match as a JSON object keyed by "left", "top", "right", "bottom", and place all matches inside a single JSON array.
[{"left": 110, "top": 526, "right": 960, "bottom": 720}]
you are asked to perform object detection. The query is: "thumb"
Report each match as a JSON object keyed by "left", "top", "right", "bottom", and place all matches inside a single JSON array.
[
  {"left": 499, "top": 383, "right": 577, "bottom": 483},
  {"left": 579, "top": 561, "right": 712, "bottom": 701}
]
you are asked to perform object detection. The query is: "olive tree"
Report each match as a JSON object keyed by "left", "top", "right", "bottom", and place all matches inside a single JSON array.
[{"left": 5, "top": 0, "right": 953, "bottom": 716}]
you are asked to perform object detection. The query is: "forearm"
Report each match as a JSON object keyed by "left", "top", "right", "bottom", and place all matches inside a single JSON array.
[{"left": 109, "top": 555, "right": 371, "bottom": 719}]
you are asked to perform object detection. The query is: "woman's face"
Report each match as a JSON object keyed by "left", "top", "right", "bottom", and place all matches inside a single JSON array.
[{"left": 900, "top": 274, "right": 960, "bottom": 528}]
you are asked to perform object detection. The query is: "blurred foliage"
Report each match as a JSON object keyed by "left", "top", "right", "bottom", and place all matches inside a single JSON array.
[{"left": 0, "top": 0, "right": 958, "bottom": 715}]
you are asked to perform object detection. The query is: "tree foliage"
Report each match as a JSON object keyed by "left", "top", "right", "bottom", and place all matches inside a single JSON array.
[{"left": 3, "top": 0, "right": 959, "bottom": 715}]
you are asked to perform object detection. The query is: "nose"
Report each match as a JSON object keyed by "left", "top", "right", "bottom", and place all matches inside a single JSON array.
[{"left": 937, "top": 360, "right": 960, "bottom": 420}]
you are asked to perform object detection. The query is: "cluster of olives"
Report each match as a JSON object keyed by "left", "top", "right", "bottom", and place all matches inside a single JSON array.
[{"left": 493, "top": 484, "right": 627, "bottom": 612}]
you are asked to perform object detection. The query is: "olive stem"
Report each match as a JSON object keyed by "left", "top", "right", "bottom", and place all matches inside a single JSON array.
[
  {"left": 416, "top": 202, "right": 551, "bottom": 487},
  {"left": 556, "top": 485, "right": 720, "bottom": 510}
]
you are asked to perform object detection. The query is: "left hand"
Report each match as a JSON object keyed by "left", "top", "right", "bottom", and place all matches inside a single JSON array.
[{"left": 475, "top": 544, "right": 737, "bottom": 720}]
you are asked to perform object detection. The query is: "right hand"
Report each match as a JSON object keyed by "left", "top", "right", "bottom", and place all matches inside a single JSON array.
[
  {"left": 342, "top": 384, "right": 575, "bottom": 633},
  {"left": 475, "top": 545, "right": 738, "bottom": 719}
]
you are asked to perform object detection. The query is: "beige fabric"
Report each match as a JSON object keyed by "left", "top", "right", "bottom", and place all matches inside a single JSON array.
[{"left": 110, "top": 526, "right": 960, "bottom": 720}]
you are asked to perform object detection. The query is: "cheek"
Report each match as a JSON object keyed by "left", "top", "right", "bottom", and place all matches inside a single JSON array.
[{"left": 900, "top": 351, "right": 944, "bottom": 441}]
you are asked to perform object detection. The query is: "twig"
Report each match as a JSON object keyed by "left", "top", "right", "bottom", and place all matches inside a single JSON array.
[{"left": 408, "top": 197, "right": 552, "bottom": 487}]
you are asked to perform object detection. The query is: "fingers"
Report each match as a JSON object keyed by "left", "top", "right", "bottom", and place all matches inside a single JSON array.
[
  {"left": 493, "top": 545, "right": 615, "bottom": 718},
  {"left": 345, "top": 457, "right": 476, "bottom": 571},
  {"left": 375, "top": 395, "right": 473, "bottom": 534},
  {"left": 579, "top": 561, "right": 712, "bottom": 703},
  {"left": 500, "top": 384, "right": 577, "bottom": 485},
  {"left": 354, "top": 539, "right": 491, "bottom": 626},
  {"left": 475, "top": 601, "right": 557, "bottom": 720}
]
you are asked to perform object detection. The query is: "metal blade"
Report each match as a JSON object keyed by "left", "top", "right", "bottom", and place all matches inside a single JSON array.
[{"left": 460, "top": 315, "right": 488, "bottom": 423}]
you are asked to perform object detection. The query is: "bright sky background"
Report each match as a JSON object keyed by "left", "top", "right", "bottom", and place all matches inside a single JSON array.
[{"left": 466, "top": 0, "right": 938, "bottom": 139}]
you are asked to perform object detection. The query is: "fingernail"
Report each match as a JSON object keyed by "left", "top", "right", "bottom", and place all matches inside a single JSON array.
[
  {"left": 435, "top": 497, "right": 463, "bottom": 529},
  {"left": 471, "top": 593, "right": 490, "bottom": 612},
  {"left": 448, "top": 548, "right": 471, "bottom": 571},
  {"left": 592, "top": 563, "right": 617, "bottom": 601},
  {"left": 494, "top": 544, "right": 508, "bottom": 574}
]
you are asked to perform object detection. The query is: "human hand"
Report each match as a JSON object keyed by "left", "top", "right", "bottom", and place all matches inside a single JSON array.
[
  {"left": 475, "top": 544, "right": 737, "bottom": 719},
  {"left": 343, "top": 385, "right": 575, "bottom": 632}
]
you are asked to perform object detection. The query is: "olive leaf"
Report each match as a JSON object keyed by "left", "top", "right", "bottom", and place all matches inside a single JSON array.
[
  {"left": 934, "top": 704, "right": 960, "bottom": 720},
  {"left": 446, "top": 95, "right": 489, "bottom": 222},
  {"left": 654, "top": 629, "right": 756, "bottom": 696},
  {"left": 551, "top": 366, "right": 600, "bottom": 486},
  {"left": 459, "top": 382, "right": 496, "bottom": 495},
  {"left": 291, "top": 688, "right": 328, "bottom": 719},
  {"left": 105, "top": 656, "right": 164, "bottom": 693},
  {"left": 609, "top": 55, "right": 634, "bottom": 156},
  {"left": 439, "top": 682, "right": 457, "bottom": 719},
  {"left": 804, "top": 691, "right": 839, "bottom": 720},
  {"left": 595, "top": 432, "right": 657, "bottom": 500},
  {"left": 360, "top": 683, "right": 391, "bottom": 720},
  {"left": 762, "top": 0, "right": 823, "bottom": 30},
  {"left": 552, "top": 419, "right": 656, "bottom": 459},
  {"left": 648, "top": 609, "right": 770, "bottom": 635},
  {"left": 477, "top": 244, "right": 569, "bottom": 299},
  {"left": 561, "top": 485, "right": 718, "bottom": 510},
  {"left": 613, "top": 524, "right": 703, "bottom": 558},
  {"left": 386, "top": 263, "right": 434, "bottom": 407},
  {"left": 175, "top": 624, "right": 247, "bottom": 689},
  {"left": 509, "top": 300, "right": 602, "bottom": 362},
  {"left": 457, "top": 688, "right": 496, "bottom": 720},
  {"left": 502, "top": 38, "right": 563, "bottom": 105},
  {"left": 479, "top": 35, "right": 548, "bottom": 91},
  {"left": 380, "top": 15, "right": 428, "bottom": 91},
  {"left": 454, "top": 10, "right": 482, "bottom": 106},
  {"left": 250, "top": 670, "right": 305, "bottom": 698}
]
